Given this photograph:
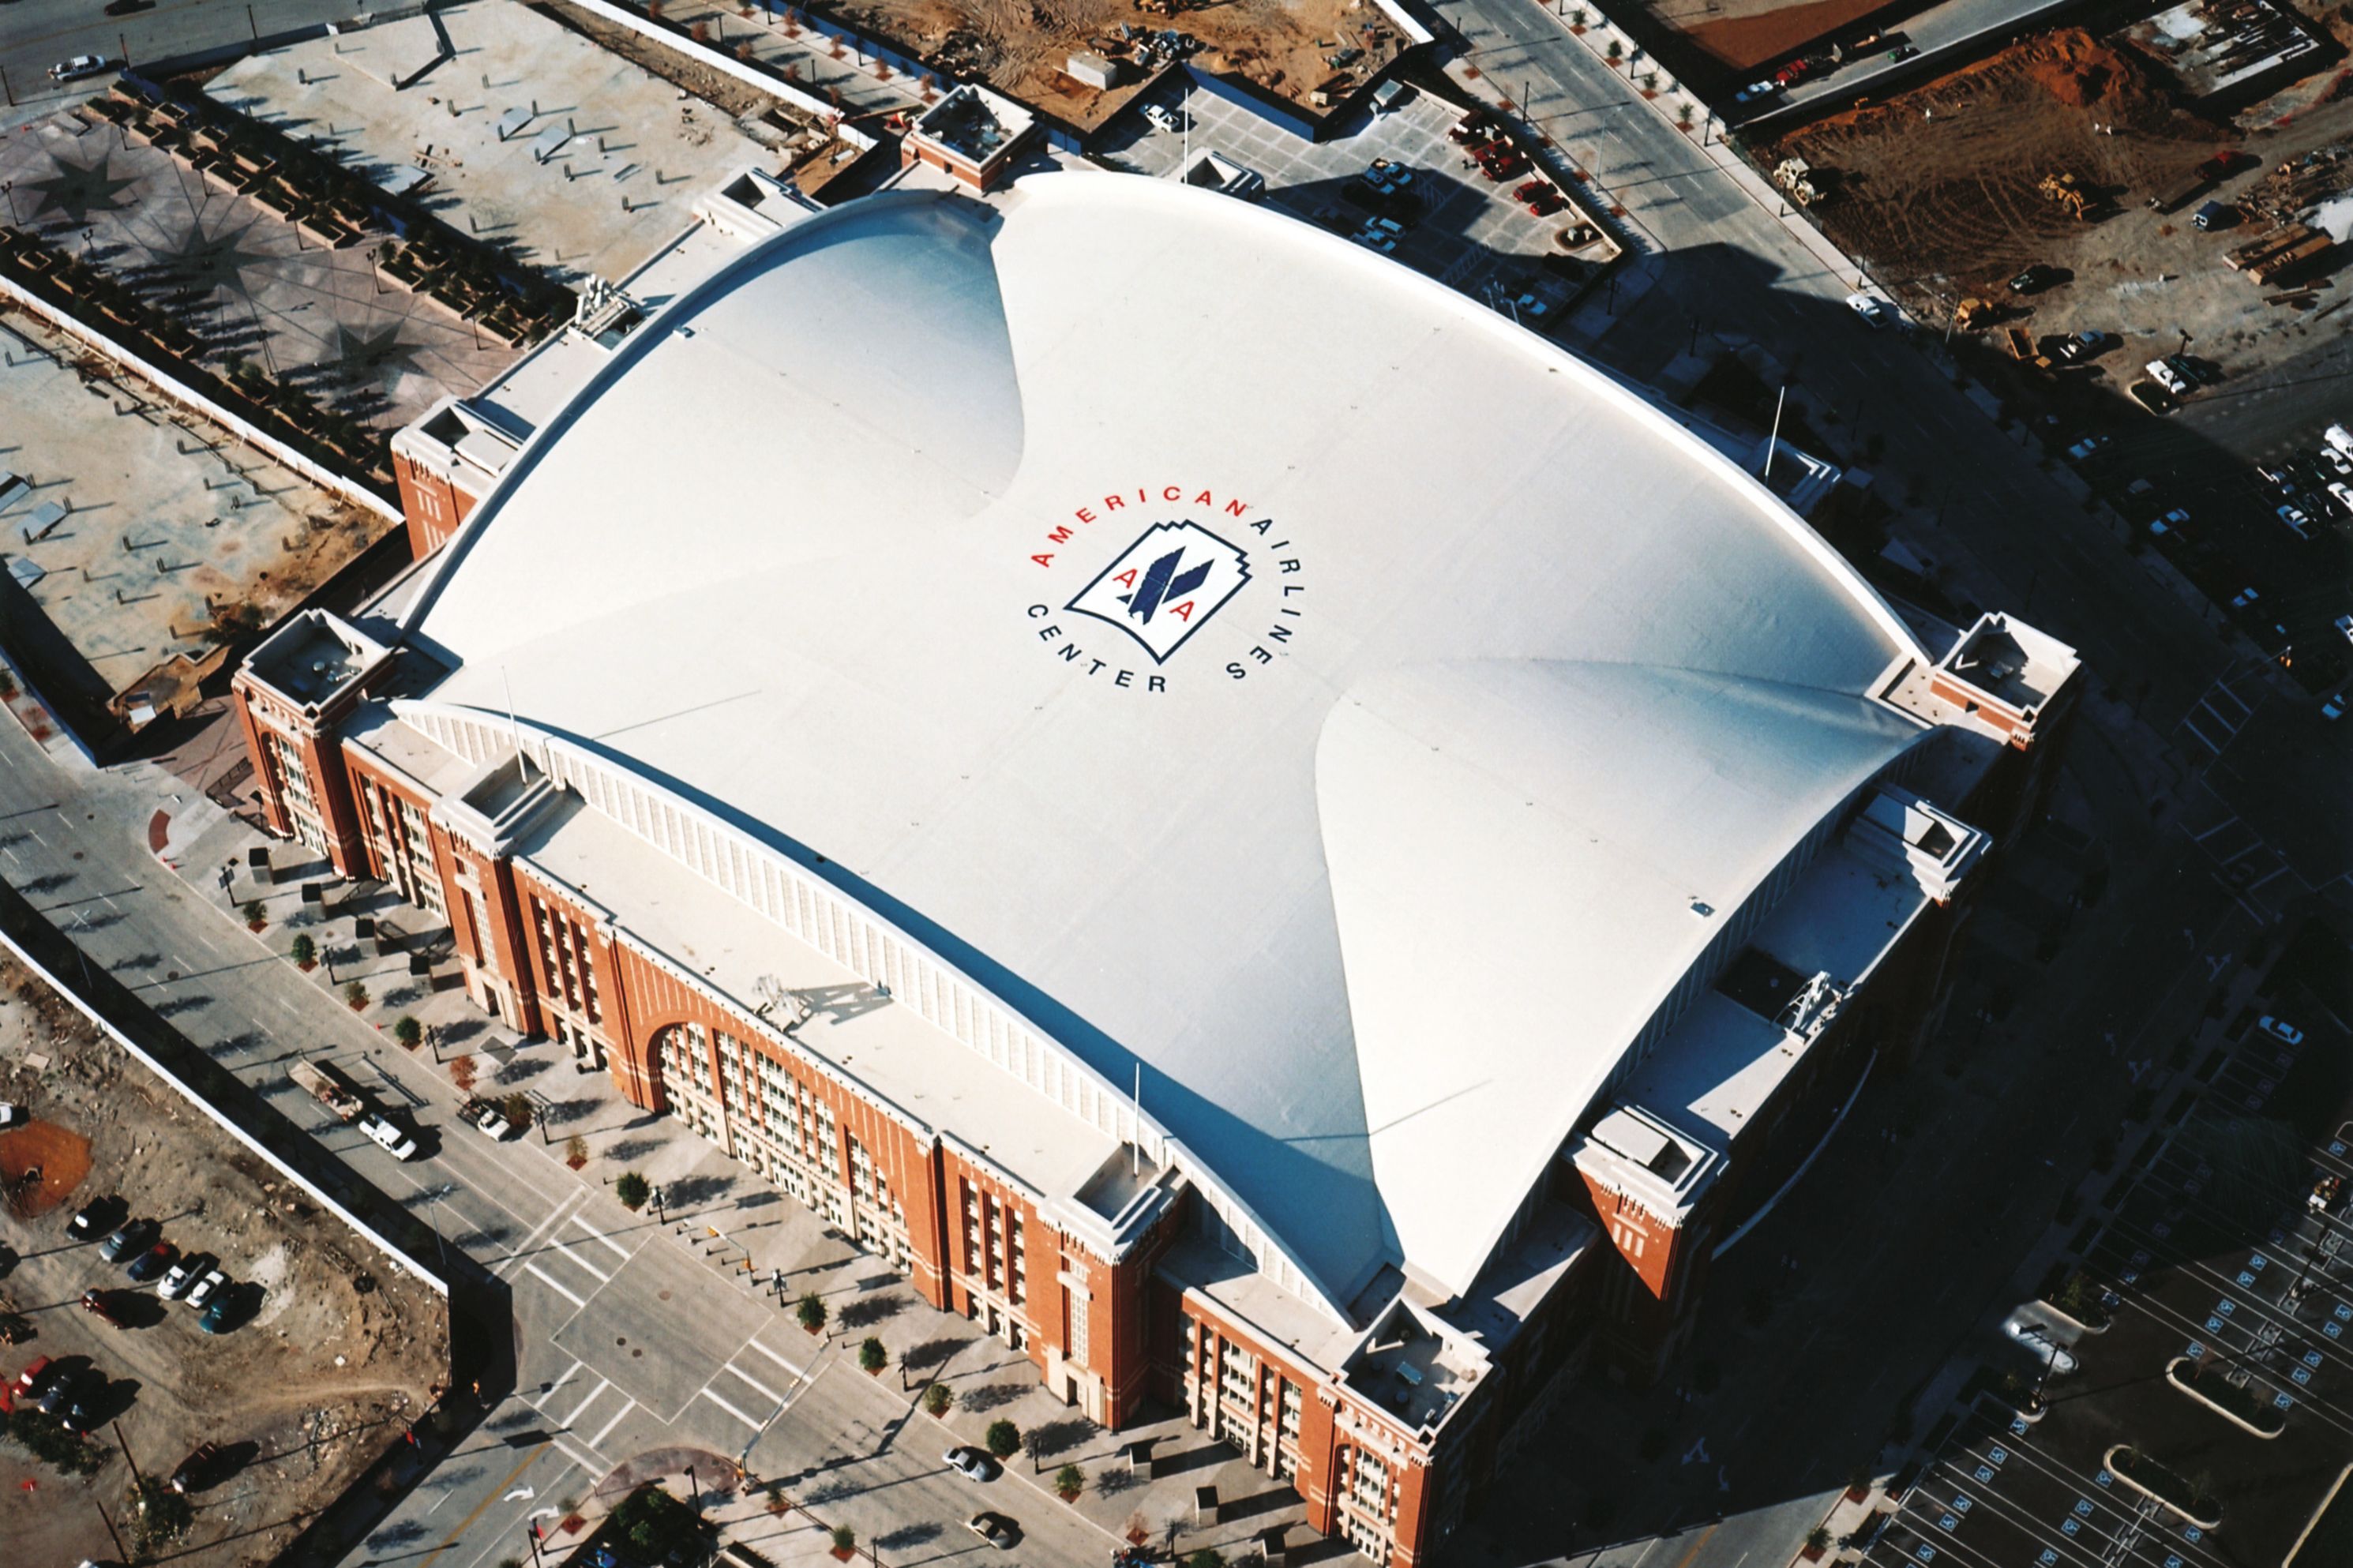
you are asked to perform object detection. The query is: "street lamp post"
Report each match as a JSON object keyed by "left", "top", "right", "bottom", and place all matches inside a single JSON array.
[{"left": 685, "top": 1464, "right": 700, "bottom": 1510}]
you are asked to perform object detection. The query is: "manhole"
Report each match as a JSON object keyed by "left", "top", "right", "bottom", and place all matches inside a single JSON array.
[
  {"left": 659, "top": 1289, "right": 672, "bottom": 1301},
  {"left": 632, "top": 1349, "right": 643, "bottom": 1358},
  {"left": 616, "top": 1336, "right": 628, "bottom": 1346},
  {"left": 167, "top": 971, "right": 179, "bottom": 981}
]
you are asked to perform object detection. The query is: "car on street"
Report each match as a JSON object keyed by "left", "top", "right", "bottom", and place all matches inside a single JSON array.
[
  {"left": 2007, "top": 264, "right": 2059, "bottom": 294},
  {"left": 127, "top": 1241, "right": 178, "bottom": 1283},
  {"left": 965, "top": 1513, "right": 1020, "bottom": 1549},
  {"left": 2276, "top": 503, "right": 2314, "bottom": 540},
  {"left": 2257, "top": 1015, "right": 2305, "bottom": 1046},
  {"left": 48, "top": 55, "right": 111, "bottom": 82},
  {"left": 69, "top": 1195, "right": 124, "bottom": 1240},
  {"left": 944, "top": 1446, "right": 1000, "bottom": 1482},
  {"left": 99, "top": 1218, "right": 158, "bottom": 1262},
  {"left": 2065, "top": 434, "right": 2110, "bottom": 463},
  {"left": 358, "top": 1112, "right": 419, "bottom": 1160},
  {"left": 184, "top": 1268, "right": 228, "bottom": 1311},
  {"left": 1845, "top": 291, "right": 1895, "bottom": 328},
  {"left": 467, "top": 1100, "right": 512, "bottom": 1140},
  {"left": 2002, "top": 1315, "right": 2077, "bottom": 1375},
  {"left": 2145, "top": 358, "right": 2191, "bottom": 396},
  {"left": 1733, "top": 80, "right": 1781, "bottom": 104}
]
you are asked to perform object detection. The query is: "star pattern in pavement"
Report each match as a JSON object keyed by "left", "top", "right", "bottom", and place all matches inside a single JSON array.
[
  {"left": 325, "top": 319, "right": 429, "bottom": 388},
  {"left": 20, "top": 149, "right": 140, "bottom": 227},
  {"left": 158, "top": 216, "right": 275, "bottom": 299}
]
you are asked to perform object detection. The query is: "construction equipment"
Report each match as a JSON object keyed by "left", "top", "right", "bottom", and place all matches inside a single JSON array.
[
  {"left": 1953, "top": 296, "right": 1997, "bottom": 331},
  {"left": 2037, "top": 171, "right": 2094, "bottom": 220},
  {"left": 1772, "top": 156, "right": 1825, "bottom": 206},
  {"left": 2002, "top": 324, "right": 2045, "bottom": 365}
]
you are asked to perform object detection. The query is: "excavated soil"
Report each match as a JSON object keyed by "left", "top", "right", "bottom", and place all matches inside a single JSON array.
[{"left": 1768, "top": 29, "right": 2230, "bottom": 292}]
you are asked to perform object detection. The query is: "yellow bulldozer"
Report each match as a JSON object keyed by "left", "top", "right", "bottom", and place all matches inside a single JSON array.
[
  {"left": 2037, "top": 171, "right": 2093, "bottom": 221},
  {"left": 1953, "top": 296, "right": 1998, "bottom": 331}
]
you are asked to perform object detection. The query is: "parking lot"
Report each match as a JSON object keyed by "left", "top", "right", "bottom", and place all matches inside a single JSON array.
[
  {"left": 0, "top": 951, "right": 445, "bottom": 1568},
  {"left": 1862, "top": 922, "right": 2353, "bottom": 1568},
  {"left": 1094, "top": 80, "right": 1618, "bottom": 325}
]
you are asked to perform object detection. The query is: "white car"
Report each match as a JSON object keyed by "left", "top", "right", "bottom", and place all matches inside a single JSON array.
[
  {"left": 358, "top": 1112, "right": 419, "bottom": 1161},
  {"left": 2257, "top": 1015, "right": 2305, "bottom": 1047},
  {"left": 159, "top": 1260, "right": 198, "bottom": 1300},
  {"left": 1142, "top": 103, "right": 1187, "bottom": 135},
  {"left": 49, "top": 55, "right": 110, "bottom": 83},
  {"left": 2276, "top": 503, "right": 2314, "bottom": 539},
  {"left": 965, "top": 1514, "right": 1019, "bottom": 1550},
  {"left": 184, "top": 1268, "right": 227, "bottom": 1310},
  {"left": 2145, "top": 358, "right": 2190, "bottom": 396},
  {"left": 2066, "top": 435, "right": 2110, "bottom": 463},
  {"left": 2328, "top": 482, "right": 2353, "bottom": 516},
  {"left": 2002, "top": 1315, "right": 2077, "bottom": 1375},
  {"left": 2335, "top": 613, "right": 2353, "bottom": 645},
  {"left": 1845, "top": 292, "right": 1894, "bottom": 329},
  {"left": 0, "top": 1102, "right": 21, "bottom": 1128},
  {"left": 943, "top": 1445, "right": 998, "bottom": 1482},
  {"left": 472, "top": 1102, "right": 512, "bottom": 1141}
]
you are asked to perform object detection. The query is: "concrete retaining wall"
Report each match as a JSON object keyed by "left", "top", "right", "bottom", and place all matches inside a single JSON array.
[
  {"left": 564, "top": 0, "right": 880, "bottom": 149},
  {"left": 0, "top": 275, "right": 401, "bottom": 523}
]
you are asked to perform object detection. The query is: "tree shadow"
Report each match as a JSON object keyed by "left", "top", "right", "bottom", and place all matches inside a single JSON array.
[
  {"left": 902, "top": 1336, "right": 967, "bottom": 1373},
  {"left": 955, "top": 1382, "right": 1024, "bottom": 1413},
  {"left": 838, "top": 1293, "right": 906, "bottom": 1330}
]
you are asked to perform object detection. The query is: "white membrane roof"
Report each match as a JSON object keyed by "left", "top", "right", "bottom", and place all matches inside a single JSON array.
[{"left": 406, "top": 176, "right": 1928, "bottom": 1305}]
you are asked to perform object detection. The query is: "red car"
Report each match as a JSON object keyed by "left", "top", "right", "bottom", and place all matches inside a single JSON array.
[
  {"left": 81, "top": 1289, "right": 126, "bottom": 1327},
  {"left": 1776, "top": 56, "right": 1818, "bottom": 85},
  {"left": 13, "top": 1355, "right": 52, "bottom": 1397}
]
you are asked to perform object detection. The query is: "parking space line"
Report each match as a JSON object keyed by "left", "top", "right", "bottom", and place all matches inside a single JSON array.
[
  {"left": 552, "top": 1435, "right": 607, "bottom": 1473},
  {"left": 721, "top": 1362, "right": 779, "bottom": 1402},
  {"left": 560, "top": 1376, "right": 611, "bottom": 1430},
  {"left": 522, "top": 1260, "right": 588, "bottom": 1308},
  {"left": 586, "top": 1397, "right": 636, "bottom": 1450},
  {"left": 696, "top": 1384, "right": 762, "bottom": 1429}
]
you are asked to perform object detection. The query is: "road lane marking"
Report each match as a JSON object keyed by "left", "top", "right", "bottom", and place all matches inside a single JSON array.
[
  {"left": 742, "top": 1337, "right": 805, "bottom": 1377},
  {"left": 553, "top": 1435, "right": 607, "bottom": 1473},
  {"left": 586, "top": 1397, "right": 636, "bottom": 1450},
  {"left": 548, "top": 1239, "right": 611, "bottom": 1281},
  {"left": 522, "top": 1260, "right": 588, "bottom": 1307},
  {"left": 721, "top": 1362, "right": 779, "bottom": 1401},
  {"left": 697, "top": 1384, "right": 763, "bottom": 1429},
  {"left": 530, "top": 1359, "right": 584, "bottom": 1411},
  {"left": 415, "top": 1440, "right": 550, "bottom": 1568},
  {"left": 560, "top": 1377, "right": 611, "bottom": 1430},
  {"left": 570, "top": 1214, "right": 633, "bottom": 1260}
]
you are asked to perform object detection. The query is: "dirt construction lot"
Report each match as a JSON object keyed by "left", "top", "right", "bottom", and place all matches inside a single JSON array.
[{"left": 0, "top": 954, "right": 445, "bottom": 1566}]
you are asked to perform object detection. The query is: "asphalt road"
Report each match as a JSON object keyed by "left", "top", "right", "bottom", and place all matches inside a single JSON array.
[
  {"left": 0, "top": 0, "right": 343, "bottom": 126},
  {"left": 0, "top": 711, "right": 1124, "bottom": 1568}
]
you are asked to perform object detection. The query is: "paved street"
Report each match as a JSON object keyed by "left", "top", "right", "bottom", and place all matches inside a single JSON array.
[
  {"left": 0, "top": 0, "right": 350, "bottom": 127},
  {"left": 0, "top": 701, "right": 1310, "bottom": 1568}
]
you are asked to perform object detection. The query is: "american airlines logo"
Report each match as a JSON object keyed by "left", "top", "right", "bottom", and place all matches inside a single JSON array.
[{"left": 1064, "top": 521, "right": 1252, "bottom": 664}]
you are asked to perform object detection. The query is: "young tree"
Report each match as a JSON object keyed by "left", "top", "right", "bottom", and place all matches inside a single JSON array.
[
  {"left": 564, "top": 1132, "right": 588, "bottom": 1167},
  {"left": 858, "top": 1336, "right": 888, "bottom": 1375},
  {"left": 449, "top": 1053, "right": 477, "bottom": 1093},
  {"left": 614, "top": 1172, "right": 651, "bottom": 1211},
  {"left": 1185, "top": 1551, "right": 1226, "bottom": 1568},
  {"left": 983, "top": 1418, "right": 1021, "bottom": 1461},
  {"left": 393, "top": 1015, "right": 423, "bottom": 1048},
  {"left": 291, "top": 933, "right": 317, "bottom": 967},
  {"left": 797, "top": 1292, "right": 827, "bottom": 1334},
  {"left": 923, "top": 1381, "right": 955, "bottom": 1418},
  {"left": 1055, "top": 1462, "right": 1085, "bottom": 1499},
  {"left": 501, "top": 1091, "right": 533, "bottom": 1131},
  {"left": 242, "top": 899, "right": 267, "bottom": 928},
  {"left": 830, "top": 1525, "right": 857, "bottom": 1555},
  {"left": 343, "top": 979, "right": 370, "bottom": 1010}
]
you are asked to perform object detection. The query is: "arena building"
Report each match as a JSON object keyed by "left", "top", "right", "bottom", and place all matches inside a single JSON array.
[{"left": 231, "top": 174, "right": 2079, "bottom": 1564}]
